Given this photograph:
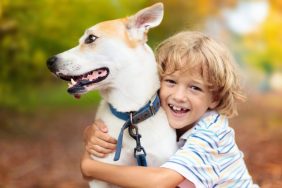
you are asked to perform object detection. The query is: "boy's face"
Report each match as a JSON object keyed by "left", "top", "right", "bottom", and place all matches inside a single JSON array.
[{"left": 160, "top": 67, "right": 218, "bottom": 130}]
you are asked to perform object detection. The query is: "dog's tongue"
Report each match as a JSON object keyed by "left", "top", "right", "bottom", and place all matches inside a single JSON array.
[
  {"left": 74, "top": 94, "right": 81, "bottom": 99},
  {"left": 86, "top": 69, "right": 108, "bottom": 81}
]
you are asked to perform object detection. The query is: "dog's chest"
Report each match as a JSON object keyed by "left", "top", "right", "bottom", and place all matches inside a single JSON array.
[{"left": 95, "top": 100, "right": 178, "bottom": 166}]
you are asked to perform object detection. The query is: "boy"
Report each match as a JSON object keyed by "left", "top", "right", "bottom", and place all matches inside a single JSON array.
[{"left": 81, "top": 31, "right": 258, "bottom": 187}]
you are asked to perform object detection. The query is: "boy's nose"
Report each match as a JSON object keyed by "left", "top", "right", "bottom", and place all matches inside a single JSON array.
[{"left": 173, "top": 86, "right": 188, "bottom": 102}]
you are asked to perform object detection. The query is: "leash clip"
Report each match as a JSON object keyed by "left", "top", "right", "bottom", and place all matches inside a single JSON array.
[
  {"left": 134, "top": 145, "right": 146, "bottom": 157},
  {"left": 128, "top": 113, "right": 147, "bottom": 158}
]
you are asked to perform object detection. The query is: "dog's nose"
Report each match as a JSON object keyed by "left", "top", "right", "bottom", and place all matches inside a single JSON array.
[{"left": 46, "top": 56, "right": 58, "bottom": 71}]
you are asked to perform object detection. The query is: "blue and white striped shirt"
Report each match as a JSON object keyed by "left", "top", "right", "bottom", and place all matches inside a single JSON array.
[{"left": 162, "top": 111, "right": 258, "bottom": 188}]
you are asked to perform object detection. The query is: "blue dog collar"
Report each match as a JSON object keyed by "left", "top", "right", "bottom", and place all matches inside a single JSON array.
[{"left": 109, "top": 94, "right": 161, "bottom": 165}]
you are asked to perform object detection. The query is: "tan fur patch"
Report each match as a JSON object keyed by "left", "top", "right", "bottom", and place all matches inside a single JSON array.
[
  {"left": 95, "top": 19, "right": 138, "bottom": 48},
  {"left": 78, "top": 18, "right": 141, "bottom": 53}
]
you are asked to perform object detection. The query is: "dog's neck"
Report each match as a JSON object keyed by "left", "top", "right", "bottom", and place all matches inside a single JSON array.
[
  {"left": 100, "top": 55, "right": 160, "bottom": 112},
  {"left": 101, "top": 74, "right": 160, "bottom": 112}
]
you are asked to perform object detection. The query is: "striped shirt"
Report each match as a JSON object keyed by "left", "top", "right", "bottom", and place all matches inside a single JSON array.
[{"left": 162, "top": 111, "right": 258, "bottom": 188}]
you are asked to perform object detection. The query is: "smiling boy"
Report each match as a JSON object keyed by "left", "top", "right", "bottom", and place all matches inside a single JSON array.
[{"left": 81, "top": 31, "right": 258, "bottom": 187}]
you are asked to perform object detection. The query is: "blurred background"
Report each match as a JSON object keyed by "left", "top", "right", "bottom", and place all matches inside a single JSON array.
[{"left": 0, "top": 0, "right": 281, "bottom": 187}]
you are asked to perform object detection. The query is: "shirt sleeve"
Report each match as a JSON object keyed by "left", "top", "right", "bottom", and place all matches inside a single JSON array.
[{"left": 161, "top": 114, "right": 222, "bottom": 187}]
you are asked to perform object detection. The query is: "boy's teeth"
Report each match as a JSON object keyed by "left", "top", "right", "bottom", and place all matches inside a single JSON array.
[
  {"left": 173, "top": 106, "right": 181, "bottom": 111},
  {"left": 169, "top": 104, "right": 187, "bottom": 111}
]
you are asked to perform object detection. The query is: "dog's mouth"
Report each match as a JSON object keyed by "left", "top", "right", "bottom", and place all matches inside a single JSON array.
[{"left": 58, "top": 67, "right": 109, "bottom": 98}]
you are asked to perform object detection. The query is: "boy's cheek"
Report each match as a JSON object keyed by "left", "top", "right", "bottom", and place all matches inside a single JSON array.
[{"left": 159, "top": 84, "right": 168, "bottom": 99}]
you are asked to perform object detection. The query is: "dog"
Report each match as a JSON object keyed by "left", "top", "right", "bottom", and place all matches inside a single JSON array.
[{"left": 46, "top": 3, "right": 177, "bottom": 188}]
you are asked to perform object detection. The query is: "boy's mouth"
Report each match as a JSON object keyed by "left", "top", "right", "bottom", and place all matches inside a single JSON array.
[{"left": 168, "top": 104, "right": 189, "bottom": 114}]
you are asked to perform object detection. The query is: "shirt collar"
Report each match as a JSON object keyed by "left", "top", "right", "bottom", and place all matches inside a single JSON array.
[{"left": 177, "top": 110, "right": 218, "bottom": 147}]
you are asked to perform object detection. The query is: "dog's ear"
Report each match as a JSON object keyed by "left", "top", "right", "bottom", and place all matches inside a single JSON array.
[{"left": 127, "top": 3, "right": 164, "bottom": 43}]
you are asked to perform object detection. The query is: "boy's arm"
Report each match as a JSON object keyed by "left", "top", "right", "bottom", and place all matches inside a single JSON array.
[{"left": 81, "top": 152, "right": 194, "bottom": 188}]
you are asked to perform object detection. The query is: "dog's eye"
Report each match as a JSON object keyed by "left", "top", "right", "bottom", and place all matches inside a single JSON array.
[{"left": 85, "top": 34, "right": 98, "bottom": 44}]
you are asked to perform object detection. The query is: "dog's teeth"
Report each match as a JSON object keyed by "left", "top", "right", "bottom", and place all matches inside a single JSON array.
[{"left": 71, "top": 78, "right": 76, "bottom": 84}]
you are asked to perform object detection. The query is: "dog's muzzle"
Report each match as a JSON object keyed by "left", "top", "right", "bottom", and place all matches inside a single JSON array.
[{"left": 46, "top": 55, "right": 110, "bottom": 98}]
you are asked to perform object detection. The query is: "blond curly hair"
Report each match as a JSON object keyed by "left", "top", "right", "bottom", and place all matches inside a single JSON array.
[{"left": 155, "top": 31, "right": 246, "bottom": 117}]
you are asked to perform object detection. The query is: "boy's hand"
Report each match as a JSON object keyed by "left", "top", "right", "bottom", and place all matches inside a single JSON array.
[{"left": 83, "top": 120, "right": 117, "bottom": 157}]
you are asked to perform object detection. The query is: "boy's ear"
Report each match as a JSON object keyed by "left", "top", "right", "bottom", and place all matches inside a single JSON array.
[{"left": 127, "top": 3, "right": 164, "bottom": 42}]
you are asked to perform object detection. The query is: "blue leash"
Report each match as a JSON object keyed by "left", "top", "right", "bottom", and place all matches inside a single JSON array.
[{"left": 109, "top": 94, "right": 160, "bottom": 166}]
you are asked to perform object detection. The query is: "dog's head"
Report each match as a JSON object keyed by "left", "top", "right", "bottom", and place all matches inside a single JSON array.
[{"left": 46, "top": 3, "right": 163, "bottom": 98}]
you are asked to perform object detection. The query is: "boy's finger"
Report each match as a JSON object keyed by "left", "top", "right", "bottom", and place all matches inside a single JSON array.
[
  {"left": 90, "top": 136, "right": 116, "bottom": 150},
  {"left": 94, "top": 129, "right": 117, "bottom": 144},
  {"left": 93, "top": 120, "right": 117, "bottom": 144},
  {"left": 86, "top": 145, "right": 111, "bottom": 157},
  {"left": 94, "top": 119, "right": 108, "bottom": 133},
  {"left": 87, "top": 148, "right": 104, "bottom": 158},
  {"left": 86, "top": 147, "right": 106, "bottom": 158},
  {"left": 91, "top": 144, "right": 114, "bottom": 154}
]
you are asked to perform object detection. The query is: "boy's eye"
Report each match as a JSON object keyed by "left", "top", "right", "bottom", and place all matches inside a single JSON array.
[
  {"left": 164, "top": 79, "right": 176, "bottom": 85},
  {"left": 190, "top": 85, "right": 202, "bottom": 91}
]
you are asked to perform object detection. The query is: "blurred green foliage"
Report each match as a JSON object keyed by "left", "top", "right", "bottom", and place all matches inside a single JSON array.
[
  {"left": 0, "top": 0, "right": 150, "bottom": 111},
  {"left": 0, "top": 0, "right": 212, "bottom": 111},
  {"left": 0, "top": 0, "right": 281, "bottom": 111}
]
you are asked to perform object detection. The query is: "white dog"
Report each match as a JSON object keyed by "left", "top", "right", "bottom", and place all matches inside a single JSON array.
[{"left": 47, "top": 3, "right": 177, "bottom": 188}]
